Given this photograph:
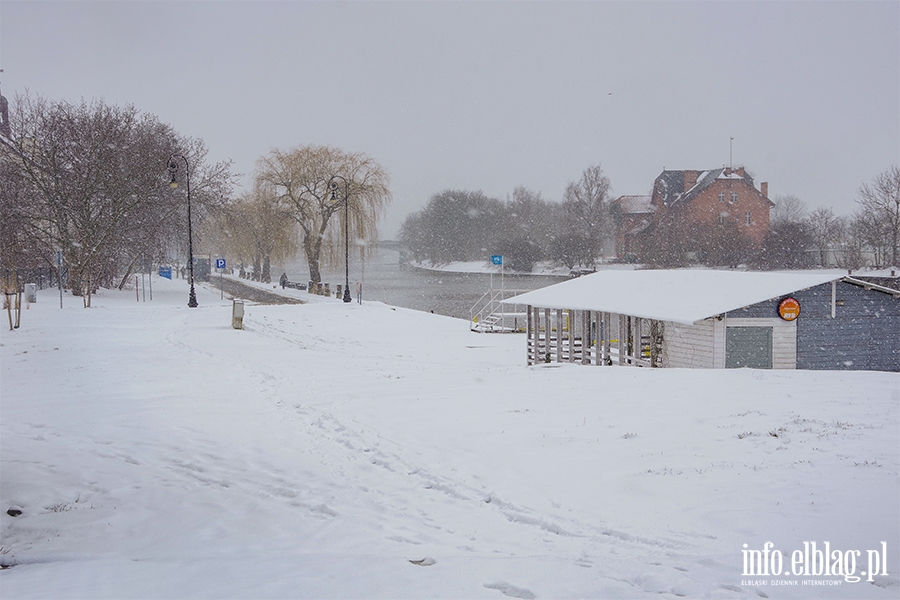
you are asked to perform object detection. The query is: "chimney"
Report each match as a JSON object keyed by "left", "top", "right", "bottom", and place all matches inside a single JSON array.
[
  {"left": 724, "top": 166, "right": 732, "bottom": 176},
  {"left": 760, "top": 182, "right": 769, "bottom": 197},
  {"left": 736, "top": 166, "right": 745, "bottom": 177},
  {"left": 683, "top": 170, "right": 698, "bottom": 191}
]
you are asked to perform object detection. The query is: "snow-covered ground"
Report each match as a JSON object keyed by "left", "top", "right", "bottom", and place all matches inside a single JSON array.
[{"left": 1, "top": 276, "right": 898, "bottom": 599}]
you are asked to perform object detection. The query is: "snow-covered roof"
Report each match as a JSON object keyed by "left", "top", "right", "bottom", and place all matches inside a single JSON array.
[
  {"left": 613, "top": 195, "right": 654, "bottom": 214},
  {"left": 503, "top": 270, "right": 843, "bottom": 325}
]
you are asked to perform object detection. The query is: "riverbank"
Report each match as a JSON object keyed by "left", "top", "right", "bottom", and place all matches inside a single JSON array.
[{"left": 408, "top": 258, "right": 573, "bottom": 276}]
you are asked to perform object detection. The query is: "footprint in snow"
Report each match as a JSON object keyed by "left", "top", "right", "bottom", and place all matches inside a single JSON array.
[{"left": 483, "top": 581, "right": 536, "bottom": 599}]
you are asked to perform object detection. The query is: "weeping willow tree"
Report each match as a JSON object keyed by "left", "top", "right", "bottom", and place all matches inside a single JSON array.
[
  {"left": 218, "top": 181, "right": 298, "bottom": 283},
  {"left": 255, "top": 145, "right": 391, "bottom": 284}
]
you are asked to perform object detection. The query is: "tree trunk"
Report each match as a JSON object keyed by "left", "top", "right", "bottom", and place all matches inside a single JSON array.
[
  {"left": 262, "top": 256, "right": 271, "bottom": 283},
  {"left": 305, "top": 232, "right": 324, "bottom": 284}
]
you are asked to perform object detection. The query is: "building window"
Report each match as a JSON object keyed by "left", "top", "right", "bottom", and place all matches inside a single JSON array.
[
  {"left": 718, "top": 191, "right": 725, "bottom": 203},
  {"left": 730, "top": 191, "right": 738, "bottom": 203},
  {"left": 745, "top": 212, "right": 752, "bottom": 225},
  {"left": 719, "top": 214, "right": 728, "bottom": 226}
]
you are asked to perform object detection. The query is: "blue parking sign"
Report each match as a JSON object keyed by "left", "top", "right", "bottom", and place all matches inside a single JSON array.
[
  {"left": 215, "top": 258, "right": 226, "bottom": 269},
  {"left": 491, "top": 255, "right": 503, "bottom": 265}
]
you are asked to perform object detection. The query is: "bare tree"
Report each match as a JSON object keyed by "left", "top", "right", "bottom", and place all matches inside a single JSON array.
[
  {"left": 503, "top": 186, "right": 557, "bottom": 251},
  {"left": 695, "top": 220, "right": 756, "bottom": 268},
  {"left": 770, "top": 194, "right": 808, "bottom": 226},
  {"left": 806, "top": 206, "right": 844, "bottom": 267},
  {"left": 753, "top": 220, "right": 816, "bottom": 270},
  {"left": 835, "top": 217, "right": 866, "bottom": 271},
  {"left": 398, "top": 189, "right": 504, "bottom": 265},
  {"left": 855, "top": 166, "right": 900, "bottom": 267},
  {"left": 1, "top": 93, "right": 235, "bottom": 306},
  {"left": 561, "top": 165, "right": 612, "bottom": 265},
  {"left": 640, "top": 208, "right": 693, "bottom": 268},
  {"left": 255, "top": 145, "right": 391, "bottom": 283}
]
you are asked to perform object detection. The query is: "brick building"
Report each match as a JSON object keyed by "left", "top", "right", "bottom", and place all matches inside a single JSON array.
[
  {"left": 614, "top": 167, "right": 774, "bottom": 261},
  {"left": 652, "top": 167, "right": 773, "bottom": 243},
  {"left": 610, "top": 195, "right": 653, "bottom": 259}
]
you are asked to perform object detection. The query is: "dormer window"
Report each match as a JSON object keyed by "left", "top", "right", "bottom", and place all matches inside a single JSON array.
[{"left": 718, "top": 192, "right": 726, "bottom": 203}]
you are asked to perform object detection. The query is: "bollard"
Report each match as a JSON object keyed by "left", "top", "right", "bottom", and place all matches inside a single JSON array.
[{"left": 232, "top": 300, "right": 244, "bottom": 330}]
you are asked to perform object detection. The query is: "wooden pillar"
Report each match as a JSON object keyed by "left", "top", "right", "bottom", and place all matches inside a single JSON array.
[
  {"left": 536, "top": 306, "right": 544, "bottom": 363},
  {"left": 550, "top": 308, "right": 557, "bottom": 362},
  {"left": 603, "top": 312, "right": 611, "bottom": 365},
  {"left": 634, "top": 317, "right": 642, "bottom": 364},
  {"left": 582, "top": 310, "right": 591, "bottom": 365},
  {"left": 617, "top": 314, "right": 625, "bottom": 365},
  {"left": 544, "top": 308, "right": 551, "bottom": 364},
  {"left": 527, "top": 305, "right": 534, "bottom": 366}
]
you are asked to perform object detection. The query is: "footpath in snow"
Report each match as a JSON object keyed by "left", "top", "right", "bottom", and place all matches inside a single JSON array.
[{"left": 1, "top": 276, "right": 898, "bottom": 599}]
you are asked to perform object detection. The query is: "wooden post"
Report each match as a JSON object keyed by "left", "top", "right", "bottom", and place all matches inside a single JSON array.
[
  {"left": 617, "top": 314, "right": 626, "bottom": 365},
  {"left": 527, "top": 304, "right": 533, "bottom": 366},
  {"left": 649, "top": 319, "right": 660, "bottom": 368},
  {"left": 544, "top": 308, "right": 551, "bottom": 364},
  {"left": 582, "top": 310, "right": 591, "bottom": 365},
  {"left": 634, "top": 317, "right": 642, "bottom": 365},
  {"left": 603, "top": 312, "right": 611, "bottom": 365},
  {"left": 555, "top": 308, "right": 562, "bottom": 363}
]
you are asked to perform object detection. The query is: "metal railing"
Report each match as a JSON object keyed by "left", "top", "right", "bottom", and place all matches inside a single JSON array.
[{"left": 469, "top": 288, "right": 530, "bottom": 332}]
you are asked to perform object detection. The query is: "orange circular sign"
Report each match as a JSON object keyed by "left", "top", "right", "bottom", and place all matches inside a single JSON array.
[{"left": 778, "top": 297, "right": 801, "bottom": 321}]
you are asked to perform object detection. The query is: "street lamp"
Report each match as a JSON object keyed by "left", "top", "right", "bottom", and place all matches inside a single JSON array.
[
  {"left": 168, "top": 154, "right": 198, "bottom": 308},
  {"left": 329, "top": 175, "right": 353, "bottom": 303}
]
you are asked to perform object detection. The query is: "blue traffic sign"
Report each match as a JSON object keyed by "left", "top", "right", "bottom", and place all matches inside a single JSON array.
[
  {"left": 215, "top": 258, "right": 226, "bottom": 269},
  {"left": 491, "top": 255, "right": 503, "bottom": 265}
]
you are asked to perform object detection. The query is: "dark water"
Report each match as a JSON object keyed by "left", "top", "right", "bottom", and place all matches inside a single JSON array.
[{"left": 277, "top": 248, "right": 564, "bottom": 320}]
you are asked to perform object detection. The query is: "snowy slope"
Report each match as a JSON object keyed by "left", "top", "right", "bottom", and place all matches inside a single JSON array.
[{"left": 1, "top": 276, "right": 897, "bottom": 599}]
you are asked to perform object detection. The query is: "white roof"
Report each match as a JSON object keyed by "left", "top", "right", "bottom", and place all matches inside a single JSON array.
[
  {"left": 503, "top": 270, "right": 842, "bottom": 325},
  {"left": 614, "top": 195, "right": 654, "bottom": 214}
]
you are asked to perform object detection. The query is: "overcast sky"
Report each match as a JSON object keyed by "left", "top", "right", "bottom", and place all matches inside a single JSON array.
[{"left": 2, "top": 1, "right": 898, "bottom": 237}]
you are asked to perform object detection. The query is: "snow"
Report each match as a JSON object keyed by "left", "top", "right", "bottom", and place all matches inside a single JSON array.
[
  {"left": 612, "top": 196, "right": 654, "bottom": 215},
  {"left": 503, "top": 270, "right": 846, "bottom": 324},
  {"left": 1, "top": 276, "right": 898, "bottom": 599}
]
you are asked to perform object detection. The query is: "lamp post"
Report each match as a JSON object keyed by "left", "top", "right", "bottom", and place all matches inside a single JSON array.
[
  {"left": 329, "top": 176, "right": 353, "bottom": 303},
  {"left": 168, "top": 155, "right": 198, "bottom": 308}
]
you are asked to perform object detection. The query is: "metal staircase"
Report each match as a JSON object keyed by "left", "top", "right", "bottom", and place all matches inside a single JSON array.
[{"left": 469, "top": 287, "right": 530, "bottom": 333}]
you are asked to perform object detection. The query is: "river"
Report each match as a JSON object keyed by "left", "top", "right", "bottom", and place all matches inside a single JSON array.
[{"left": 275, "top": 247, "right": 565, "bottom": 320}]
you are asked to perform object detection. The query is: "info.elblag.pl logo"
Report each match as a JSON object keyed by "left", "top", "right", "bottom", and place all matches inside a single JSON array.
[{"left": 742, "top": 542, "right": 889, "bottom": 584}]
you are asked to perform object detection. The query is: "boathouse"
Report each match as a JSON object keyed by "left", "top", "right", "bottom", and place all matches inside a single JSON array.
[{"left": 503, "top": 270, "right": 900, "bottom": 372}]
